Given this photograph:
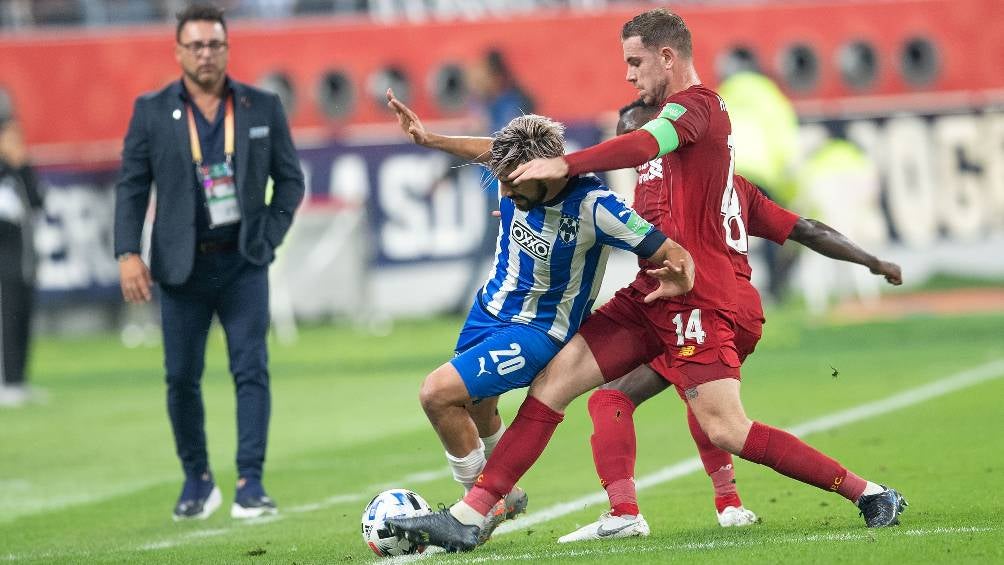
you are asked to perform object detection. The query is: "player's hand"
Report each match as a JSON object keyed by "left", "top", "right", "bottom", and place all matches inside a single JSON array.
[
  {"left": 507, "top": 157, "right": 569, "bottom": 185},
  {"left": 119, "top": 255, "right": 153, "bottom": 303},
  {"left": 643, "top": 255, "right": 695, "bottom": 302},
  {"left": 386, "top": 88, "right": 430, "bottom": 146},
  {"left": 871, "top": 260, "right": 902, "bottom": 285}
]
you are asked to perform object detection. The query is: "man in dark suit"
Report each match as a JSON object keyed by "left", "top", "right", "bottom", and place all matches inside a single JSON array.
[
  {"left": 0, "top": 116, "right": 44, "bottom": 408},
  {"left": 114, "top": 3, "right": 304, "bottom": 521}
]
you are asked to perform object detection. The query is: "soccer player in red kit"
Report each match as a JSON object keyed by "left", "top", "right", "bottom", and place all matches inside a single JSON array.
[
  {"left": 559, "top": 100, "right": 905, "bottom": 541},
  {"left": 386, "top": 9, "right": 907, "bottom": 552}
]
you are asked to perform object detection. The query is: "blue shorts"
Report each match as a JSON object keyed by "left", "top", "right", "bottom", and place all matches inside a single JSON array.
[{"left": 452, "top": 300, "right": 562, "bottom": 401}]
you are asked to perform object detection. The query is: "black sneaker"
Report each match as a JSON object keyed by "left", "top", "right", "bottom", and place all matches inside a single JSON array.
[
  {"left": 385, "top": 509, "right": 480, "bottom": 553},
  {"left": 173, "top": 472, "right": 222, "bottom": 521},
  {"left": 857, "top": 486, "right": 908, "bottom": 527},
  {"left": 230, "top": 477, "right": 278, "bottom": 519}
]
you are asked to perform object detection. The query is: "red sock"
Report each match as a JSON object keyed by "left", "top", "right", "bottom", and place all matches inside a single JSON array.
[
  {"left": 587, "top": 390, "right": 639, "bottom": 516},
  {"left": 710, "top": 466, "right": 742, "bottom": 512},
  {"left": 463, "top": 396, "right": 564, "bottom": 515},
  {"left": 739, "top": 421, "right": 866, "bottom": 502},
  {"left": 606, "top": 479, "right": 639, "bottom": 516}
]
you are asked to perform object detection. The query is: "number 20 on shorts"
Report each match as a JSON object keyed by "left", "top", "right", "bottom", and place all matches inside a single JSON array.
[{"left": 672, "top": 309, "right": 707, "bottom": 346}]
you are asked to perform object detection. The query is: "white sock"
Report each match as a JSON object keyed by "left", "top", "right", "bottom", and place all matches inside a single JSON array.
[
  {"left": 446, "top": 441, "right": 485, "bottom": 492},
  {"left": 450, "top": 500, "right": 486, "bottom": 526},
  {"left": 481, "top": 420, "right": 507, "bottom": 460},
  {"left": 861, "top": 481, "right": 884, "bottom": 497}
]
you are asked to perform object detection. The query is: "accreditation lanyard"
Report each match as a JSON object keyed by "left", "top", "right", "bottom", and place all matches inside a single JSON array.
[{"left": 187, "top": 96, "right": 241, "bottom": 228}]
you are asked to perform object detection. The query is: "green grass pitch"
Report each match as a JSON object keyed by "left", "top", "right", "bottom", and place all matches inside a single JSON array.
[{"left": 1, "top": 309, "right": 1003, "bottom": 563}]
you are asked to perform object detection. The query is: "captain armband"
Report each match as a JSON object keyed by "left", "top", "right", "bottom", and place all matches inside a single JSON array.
[{"left": 640, "top": 118, "right": 680, "bottom": 157}]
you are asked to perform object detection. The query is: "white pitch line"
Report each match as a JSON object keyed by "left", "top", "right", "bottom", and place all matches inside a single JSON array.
[
  {"left": 492, "top": 358, "right": 1004, "bottom": 536},
  {"left": 461, "top": 526, "right": 996, "bottom": 563}
]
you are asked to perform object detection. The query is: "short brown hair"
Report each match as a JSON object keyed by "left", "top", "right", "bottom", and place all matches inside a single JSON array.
[
  {"left": 489, "top": 115, "right": 566, "bottom": 179},
  {"left": 621, "top": 8, "right": 692, "bottom": 59},
  {"left": 176, "top": 4, "right": 227, "bottom": 43}
]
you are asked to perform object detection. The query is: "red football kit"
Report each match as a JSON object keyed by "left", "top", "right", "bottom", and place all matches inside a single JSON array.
[
  {"left": 462, "top": 85, "right": 870, "bottom": 523},
  {"left": 576, "top": 85, "right": 745, "bottom": 389},
  {"left": 649, "top": 174, "right": 799, "bottom": 383}
]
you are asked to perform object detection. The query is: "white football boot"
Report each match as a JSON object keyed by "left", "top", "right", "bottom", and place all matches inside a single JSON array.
[
  {"left": 558, "top": 511, "right": 650, "bottom": 543},
  {"left": 717, "top": 505, "right": 758, "bottom": 527}
]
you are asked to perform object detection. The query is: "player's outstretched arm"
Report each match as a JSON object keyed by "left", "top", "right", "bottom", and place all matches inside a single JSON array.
[
  {"left": 642, "top": 239, "right": 695, "bottom": 302},
  {"left": 508, "top": 129, "right": 659, "bottom": 185},
  {"left": 386, "top": 88, "right": 493, "bottom": 163},
  {"left": 788, "top": 218, "right": 902, "bottom": 285}
]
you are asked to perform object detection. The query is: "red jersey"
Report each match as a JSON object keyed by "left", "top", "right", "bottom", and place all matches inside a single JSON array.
[
  {"left": 628, "top": 85, "right": 738, "bottom": 311},
  {"left": 731, "top": 175, "right": 800, "bottom": 281},
  {"left": 729, "top": 175, "right": 799, "bottom": 327}
]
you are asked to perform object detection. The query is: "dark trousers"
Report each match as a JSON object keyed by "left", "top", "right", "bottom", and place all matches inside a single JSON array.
[
  {"left": 0, "top": 271, "right": 33, "bottom": 387},
  {"left": 160, "top": 249, "right": 270, "bottom": 482}
]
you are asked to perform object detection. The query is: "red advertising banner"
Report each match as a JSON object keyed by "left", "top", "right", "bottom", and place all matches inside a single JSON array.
[{"left": 0, "top": 0, "right": 1000, "bottom": 164}]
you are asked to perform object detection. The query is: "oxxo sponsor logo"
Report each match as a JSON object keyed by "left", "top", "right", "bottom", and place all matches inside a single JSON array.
[{"left": 511, "top": 219, "right": 551, "bottom": 260}]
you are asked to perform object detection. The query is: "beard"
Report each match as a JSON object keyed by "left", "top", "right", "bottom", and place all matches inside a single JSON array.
[
  {"left": 185, "top": 65, "right": 223, "bottom": 91},
  {"left": 510, "top": 182, "right": 548, "bottom": 211}
]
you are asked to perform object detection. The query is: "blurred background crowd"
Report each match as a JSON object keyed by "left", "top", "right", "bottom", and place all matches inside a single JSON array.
[{"left": 5, "top": 0, "right": 694, "bottom": 27}]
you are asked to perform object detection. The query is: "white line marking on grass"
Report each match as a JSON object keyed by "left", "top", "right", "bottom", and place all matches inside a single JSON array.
[
  {"left": 493, "top": 358, "right": 1004, "bottom": 536},
  {"left": 0, "top": 476, "right": 175, "bottom": 524},
  {"left": 460, "top": 526, "right": 996, "bottom": 563}
]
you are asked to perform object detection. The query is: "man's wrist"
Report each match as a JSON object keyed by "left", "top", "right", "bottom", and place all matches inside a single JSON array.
[{"left": 117, "top": 252, "right": 138, "bottom": 262}]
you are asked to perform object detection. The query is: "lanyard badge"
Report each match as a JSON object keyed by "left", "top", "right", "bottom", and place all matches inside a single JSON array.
[{"left": 188, "top": 97, "right": 241, "bottom": 228}]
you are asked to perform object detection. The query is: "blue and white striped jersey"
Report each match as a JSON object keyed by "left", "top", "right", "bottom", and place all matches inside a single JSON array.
[{"left": 478, "top": 174, "right": 665, "bottom": 343}]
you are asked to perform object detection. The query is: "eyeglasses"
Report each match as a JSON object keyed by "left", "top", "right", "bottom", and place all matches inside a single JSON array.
[{"left": 178, "top": 40, "right": 228, "bottom": 55}]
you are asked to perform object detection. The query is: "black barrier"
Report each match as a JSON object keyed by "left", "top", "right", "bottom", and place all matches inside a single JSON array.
[
  {"left": 257, "top": 71, "right": 296, "bottom": 116},
  {"left": 839, "top": 40, "right": 879, "bottom": 91},
  {"left": 900, "top": 36, "right": 940, "bottom": 87},
  {"left": 779, "top": 43, "right": 819, "bottom": 93},
  {"left": 429, "top": 63, "right": 467, "bottom": 111},
  {"left": 318, "top": 69, "right": 355, "bottom": 119}
]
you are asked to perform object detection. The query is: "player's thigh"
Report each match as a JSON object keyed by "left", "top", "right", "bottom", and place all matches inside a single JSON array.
[
  {"left": 687, "top": 378, "right": 750, "bottom": 449},
  {"left": 450, "top": 324, "right": 561, "bottom": 402},
  {"left": 600, "top": 363, "right": 671, "bottom": 407},
  {"left": 528, "top": 333, "right": 607, "bottom": 411}
]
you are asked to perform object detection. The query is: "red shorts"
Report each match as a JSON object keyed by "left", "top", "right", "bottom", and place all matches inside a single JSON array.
[
  {"left": 651, "top": 282, "right": 763, "bottom": 388},
  {"left": 651, "top": 316, "right": 760, "bottom": 388},
  {"left": 578, "top": 287, "right": 741, "bottom": 390}
]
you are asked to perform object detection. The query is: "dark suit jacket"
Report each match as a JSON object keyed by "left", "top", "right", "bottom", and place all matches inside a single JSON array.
[
  {"left": 114, "top": 78, "right": 304, "bottom": 286},
  {"left": 0, "top": 161, "right": 43, "bottom": 283}
]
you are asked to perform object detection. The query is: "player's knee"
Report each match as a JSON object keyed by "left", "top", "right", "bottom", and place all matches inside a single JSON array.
[
  {"left": 702, "top": 419, "right": 743, "bottom": 453},
  {"left": 421, "top": 366, "right": 471, "bottom": 413},
  {"left": 705, "top": 426, "right": 736, "bottom": 453},
  {"left": 419, "top": 372, "right": 450, "bottom": 413}
]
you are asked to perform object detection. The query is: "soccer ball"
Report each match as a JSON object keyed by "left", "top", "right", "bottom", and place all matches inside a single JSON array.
[{"left": 361, "top": 488, "right": 432, "bottom": 557}]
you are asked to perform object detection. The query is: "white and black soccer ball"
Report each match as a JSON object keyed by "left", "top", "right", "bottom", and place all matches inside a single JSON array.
[{"left": 361, "top": 488, "right": 433, "bottom": 557}]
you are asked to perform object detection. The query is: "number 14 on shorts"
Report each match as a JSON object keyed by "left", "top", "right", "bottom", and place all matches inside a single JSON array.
[{"left": 672, "top": 309, "right": 707, "bottom": 346}]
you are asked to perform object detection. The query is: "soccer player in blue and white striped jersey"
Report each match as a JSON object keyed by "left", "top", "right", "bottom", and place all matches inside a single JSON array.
[{"left": 387, "top": 90, "right": 694, "bottom": 538}]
